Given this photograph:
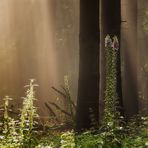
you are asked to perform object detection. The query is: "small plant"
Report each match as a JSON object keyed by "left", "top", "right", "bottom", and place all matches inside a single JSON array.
[
  {"left": 0, "top": 96, "right": 20, "bottom": 147},
  {"left": 19, "top": 79, "right": 39, "bottom": 146},
  {"left": 99, "top": 35, "right": 125, "bottom": 147},
  {"left": 0, "top": 80, "right": 39, "bottom": 147},
  {"left": 2, "top": 96, "right": 13, "bottom": 136},
  {"left": 60, "top": 130, "right": 75, "bottom": 148},
  {"left": 122, "top": 115, "right": 148, "bottom": 148},
  {"left": 37, "top": 134, "right": 61, "bottom": 148},
  {"left": 63, "top": 75, "right": 75, "bottom": 121},
  {"left": 76, "top": 131, "right": 104, "bottom": 148},
  {"left": 104, "top": 35, "right": 121, "bottom": 125}
]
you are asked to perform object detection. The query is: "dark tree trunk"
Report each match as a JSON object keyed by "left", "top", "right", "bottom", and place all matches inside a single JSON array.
[
  {"left": 75, "top": 0, "right": 100, "bottom": 131},
  {"left": 101, "top": 0, "right": 124, "bottom": 115}
]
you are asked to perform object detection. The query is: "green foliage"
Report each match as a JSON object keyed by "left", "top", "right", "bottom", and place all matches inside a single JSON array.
[
  {"left": 2, "top": 96, "right": 13, "bottom": 136},
  {"left": 0, "top": 96, "right": 20, "bottom": 148},
  {"left": 0, "top": 77, "right": 147, "bottom": 147},
  {"left": 76, "top": 131, "right": 104, "bottom": 148},
  {"left": 99, "top": 35, "right": 125, "bottom": 147},
  {"left": 104, "top": 35, "right": 120, "bottom": 125},
  {"left": 74, "top": 114, "right": 147, "bottom": 148},
  {"left": 122, "top": 116, "right": 148, "bottom": 148},
  {"left": 19, "top": 79, "right": 39, "bottom": 146},
  {"left": 36, "top": 135, "right": 60, "bottom": 148},
  {"left": 0, "top": 35, "right": 147, "bottom": 147},
  {"left": 60, "top": 130, "right": 75, "bottom": 148},
  {"left": 0, "top": 79, "right": 39, "bottom": 148},
  {"left": 63, "top": 75, "right": 76, "bottom": 122}
]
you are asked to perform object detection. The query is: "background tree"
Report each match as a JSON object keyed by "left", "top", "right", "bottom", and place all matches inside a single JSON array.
[
  {"left": 76, "top": 0, "right": 100, "bottom": 131},
  {"left": 120, "top": 0, "right": 139, "bottom": 117}
]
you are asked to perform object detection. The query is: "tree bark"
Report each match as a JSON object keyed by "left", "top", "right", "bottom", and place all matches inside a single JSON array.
[{"left": 76, "top": 0, "right": 100, "bottom": 131}]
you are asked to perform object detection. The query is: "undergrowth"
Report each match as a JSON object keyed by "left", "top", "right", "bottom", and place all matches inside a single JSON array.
[{"left": 0, "top": 36, "right": 147, "bottom": 147}]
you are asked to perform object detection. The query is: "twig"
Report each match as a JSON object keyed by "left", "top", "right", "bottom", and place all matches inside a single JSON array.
[
  {"left": 51, "top": 86, "right": 66, "bottom": 98},
  {"left": 44, "top": 102, "right": 57, "bottom": 118},
  {"left": 49, "top": 101, "right": 71, "bottom": 117}
]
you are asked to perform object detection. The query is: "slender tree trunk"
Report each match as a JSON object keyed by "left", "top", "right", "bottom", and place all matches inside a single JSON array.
[
  {"left": 76, "top": 0, "right": 100, "bottom": 131},
  {"left": 101, "top": 0, "right": 124, "bottom": 115},
  {"left": 121, "top": 0, "right": 139, "bottom": 117}
]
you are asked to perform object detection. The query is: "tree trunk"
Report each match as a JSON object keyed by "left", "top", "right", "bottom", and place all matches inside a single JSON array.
[
  {"left": 121, "top": 0, "right": 139, "bottom": 117},
  {"left": 76, "top": 0, "right": 100, "bottom": 131}
]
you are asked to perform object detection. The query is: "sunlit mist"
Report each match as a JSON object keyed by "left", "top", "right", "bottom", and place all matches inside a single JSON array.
[{"left": 0, "top": 0, "right": 79, "bottom": 117}]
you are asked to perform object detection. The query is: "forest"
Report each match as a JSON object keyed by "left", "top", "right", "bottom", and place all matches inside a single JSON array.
[{"left": 0, "top": 0, "right": 147, "bottom": 148}]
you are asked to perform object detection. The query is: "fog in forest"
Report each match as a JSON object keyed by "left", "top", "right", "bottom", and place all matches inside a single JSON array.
[
  {"left": 121, "top": 0, "right": 148, "bottom": 115},
  {"left": 0, "top": 0, "right": 79, "bottom": 117},
  {"left": 0, "top": 0, "right": 147, "bottom": 119}
]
